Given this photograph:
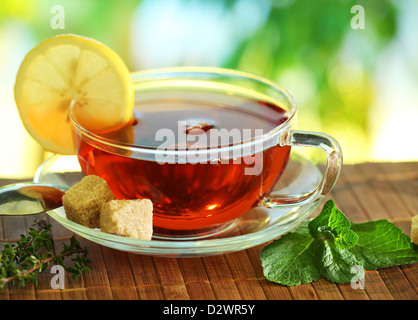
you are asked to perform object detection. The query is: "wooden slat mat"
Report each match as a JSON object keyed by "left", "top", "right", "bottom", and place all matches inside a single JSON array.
[{"left": 1, "top": 162, "right": 417, "bottom": 300}]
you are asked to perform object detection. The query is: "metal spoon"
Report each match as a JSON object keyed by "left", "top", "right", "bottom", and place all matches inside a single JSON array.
[{"left": 0, "top": 183, "right": 66, "bottom": 216}]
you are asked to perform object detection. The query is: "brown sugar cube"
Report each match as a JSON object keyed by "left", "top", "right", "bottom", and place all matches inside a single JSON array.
[
  {"left": 62, "top": 175, "right": 115, "bottom": 228},
  {"left": 412, "top": 215, "right": 418, "bottom": 245},
  {"left": 100, "top": 199, "right": 153, "bottom": 240}
]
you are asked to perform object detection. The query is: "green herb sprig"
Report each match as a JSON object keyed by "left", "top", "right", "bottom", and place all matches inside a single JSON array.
[
  {"left": 260, "top": 199, "right": 418, "bottom": 286},
  {"left": 0, "top": 220, "right": 91, "bottom": 290}
]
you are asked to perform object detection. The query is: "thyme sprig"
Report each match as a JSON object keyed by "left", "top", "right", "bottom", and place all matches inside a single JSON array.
[{"left": 0, "top": 220, "right": 91, "bottom": 290}]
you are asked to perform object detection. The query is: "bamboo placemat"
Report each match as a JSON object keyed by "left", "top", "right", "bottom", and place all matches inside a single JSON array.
[{"left": 1, "top": 162, "right": 417, "bottom": 300}]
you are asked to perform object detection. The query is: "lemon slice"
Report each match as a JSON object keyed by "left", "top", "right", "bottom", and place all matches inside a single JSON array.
[{"left": 14, "top": 34, "right": 134, "bottom": 154}]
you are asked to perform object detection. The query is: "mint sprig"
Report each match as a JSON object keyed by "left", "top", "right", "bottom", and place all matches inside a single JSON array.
[
  {"left": 260, "top": 199, "right": 418, "bottom": 286},
  {"left": 308, "top": 199, "right": 359, "bottom": 249}
]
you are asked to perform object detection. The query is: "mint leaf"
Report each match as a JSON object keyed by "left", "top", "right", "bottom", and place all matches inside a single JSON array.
[
  {"left": 260, "top": 199, "right": 418, "bottom": 287},
  {"left": 350, "top": 219, "right": 418, "bottom": 269},
  {"left": 335, "top": 227, "right": 359, "bottom": 249},
  {"left": 260, "top": 221, "right": 362, "bottom": 286},
  {"left": 309, "top": 199, "right": 358, "bottom": 249},
  {"left": 308, "top": 199, "right": 337, "bottom": 239},
  {"left": 314, "top": 238, "right": 362, "bottom": 284},
  {"left": 260, "top": 221, "right": 321, "bottom": 286}
]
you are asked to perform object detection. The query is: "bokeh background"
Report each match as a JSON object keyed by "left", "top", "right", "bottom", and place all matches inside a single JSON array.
[{"left": 1, "top": 0, "right": 417, "bottom": 178}]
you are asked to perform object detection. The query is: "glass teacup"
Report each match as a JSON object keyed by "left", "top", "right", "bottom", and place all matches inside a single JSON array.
[{"left": 70, "top": 67, "right": 342, "bottom": 235}]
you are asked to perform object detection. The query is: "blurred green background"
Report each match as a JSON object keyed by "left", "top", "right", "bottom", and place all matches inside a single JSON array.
[{"left": 1, "top": 0, "right": 417, "bottom": 178}]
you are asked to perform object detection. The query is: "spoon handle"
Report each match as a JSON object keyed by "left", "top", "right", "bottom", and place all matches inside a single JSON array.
[{"left": 0, "top": 183, "right": 66, "bottom": 216}]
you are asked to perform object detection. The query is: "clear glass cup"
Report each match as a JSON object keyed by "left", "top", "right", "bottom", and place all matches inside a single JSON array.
[{"left": 70, "top": 67, "right": 342, "bottom": 236}]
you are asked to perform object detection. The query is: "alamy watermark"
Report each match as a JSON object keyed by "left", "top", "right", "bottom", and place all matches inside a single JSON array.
[
  {"left": 50, "top": 5, "right": 65, "bottom": 30},
  {"left": 155, "top": 121, "right": 265, "bottom": 175},
  {"left": 350, "top": 265, "right": 366, "bottom": 289},
  {"left": 351, "top": 5, "right": 365, "bottom": 30},
  {"left": 50, "top": 264, "right": 65, "bottom": 289}
]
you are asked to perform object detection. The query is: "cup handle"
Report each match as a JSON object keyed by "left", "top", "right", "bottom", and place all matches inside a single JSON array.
[{"left": 261, "top": 130, "right": 343, "bottom": 208}]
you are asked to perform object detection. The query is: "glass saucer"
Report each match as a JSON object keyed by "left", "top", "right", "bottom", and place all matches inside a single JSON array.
[{"left": 33, "top": 152, "right": 323, "bottom": 257}]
